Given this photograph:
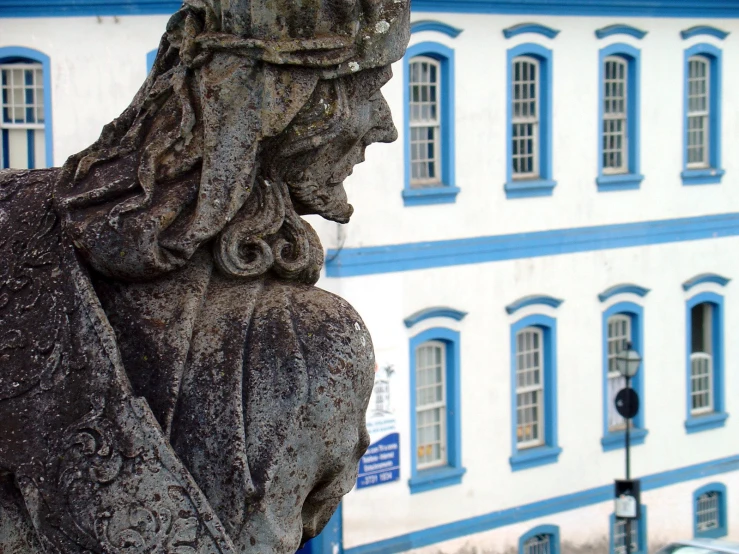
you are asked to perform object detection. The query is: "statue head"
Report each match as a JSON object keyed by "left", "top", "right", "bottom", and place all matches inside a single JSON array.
[{"left": 55, "top": 0, "right": 410, "bottom": 283}]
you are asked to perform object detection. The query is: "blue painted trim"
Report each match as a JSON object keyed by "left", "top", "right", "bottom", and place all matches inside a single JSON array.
[
  {"left": 411, "top": 20, "right": 463, "bottom": 38},
  {"left": 503, "top": 23, "right": 560, "bottom": 39},
  {"left": 408, "top": 466, "right": 466, "bottom": 494},
  {"left": 685, "top": 412, "right": 728, "bottom": 433},
  {"left": 601, "top": 428, "right": 648, "bottom": 452},
  {"left": 409, "top": 327, "right": 465, "bottom": 494},
  {"left": 404, "top": 307, "right": 468, "bottom": 328},
  {"left": 404, "top": 42, "right": 456, "bottom": 206},
  {"left": 504, "top": 179, "right": 557, "bottom": 199},
  {"left": 682, "top": 43, "right": 723, "bottom": 186},
  {"left": 402, "top": 186, "right": 460, "bottom": 206},
  {"left": 506, "top": 43, "right": 555, "bottom": 199},
  {"left": 325, "top": 213, "right": 739, "bottom": 278},
  {"left": 682, "top": 168, "right": 725, "bottom": 186},
  {"left": 510, "top": 314, "right": 559, "bottom": 471},
  {"left": 26, "top": 128, "right": 34, "bottom": 169},
  {"left": 598, "top": 284, "right": 651, "bottom": 302},
  {"left": 0, "top": 47, "right": 53, "bottom": 168},
  {"left": 595, "top": 24, "right": 648, "bottom": 40},
  {"left": 597, "top": 43, "right": 641, "bottom": 191},
  {"left": 693, "top": 482, "right": 728, "bottom": 539},
  {"left": 596, "top": 174, "right": 645, "bottom": 191},
  {"left": 345, "top": 455, "right": 739, "bottom": 554},
  {"left": 505, "top": 295, "right": 563, "bottom": 315},
  {"left": 609, "top": 506, "right": 648, "bottom": 554},
  {"left": 601, "top": 303, "right": 646, "bottom": 451},
  {"left": 685, "top": 292, "right": 727, "bottom": 433},
  {"left": 409, "top": 1, "right": 739, "bottom": 18},
  {"left": 510, "top": 445, "right": 562, "bottom": 472},
  {"left": 5, "top": 0, "right": 739, "bottom": 18},
  {"left": 519, "top": 525, "right": 560, "bottom": 554},
  {"left": 681, "top": 26, "right": 730, "bottom": 40},
  {"left": 595, "top": 23, "right": 647, "bottom": 40},
  {"left": 0, "top": 0, "right": 180, "bottom": 17},
  {"left": 682, "top": 273, "right": 731, "bottom": 291},
  {"left": 146, "top": 48, "right": 157, "bottom": 73}
]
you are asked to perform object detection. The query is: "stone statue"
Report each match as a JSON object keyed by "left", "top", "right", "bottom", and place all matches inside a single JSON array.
[{"left": 0, "top": 1, "right": 409, "bottom": 551}]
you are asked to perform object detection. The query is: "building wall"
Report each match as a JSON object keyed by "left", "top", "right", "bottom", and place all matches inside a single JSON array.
[{"left": 331, "top": 237, "right": 739, "bottom": 550}]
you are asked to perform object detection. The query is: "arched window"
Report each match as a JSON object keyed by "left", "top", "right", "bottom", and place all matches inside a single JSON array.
[
  {"left": 505, "top": 43, "right": 555, "bottom": 198},
  {"left": 682, "top": 43, "right": 724, "bottom": 185},
  {"left": 0, "top": 47, "right": 51, "bottom": 169},
  {"left": 600, "top": 301, "right": 647, "bottom": 451},
  {"left": 408, "top": 327, "right": 465, "bottom": 493},
  {"left": 519, "top": 525, "right": 560, "bottom": 554},
  {"left": 693, "top": 483, "right": 727, "bottom": 538},
  {"left": 509, "top": 313, "right": 561, "bottom": 470},
  {"left": 685, "top": 292, "right": 727, "bottom": 433},
  {"left": 403, "top": 42, "right": 458, "bottom": 206},
  {"left": 597, "top": 43, "right": 642, "bottom": 191}
]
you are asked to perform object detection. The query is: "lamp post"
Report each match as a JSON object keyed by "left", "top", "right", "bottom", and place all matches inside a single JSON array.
[{"left": 615, "top": 344, "right": 642, "bottom": 554}]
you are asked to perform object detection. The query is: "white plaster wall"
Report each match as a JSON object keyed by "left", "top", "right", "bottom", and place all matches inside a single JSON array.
[
  {"left": 335, "top": 235, "right": 739, "bottom": 548},
  {"left": 0, "top": 15, "right": 168, "bottom": 165},
  {"left": 310, "top": 13, "right": 739, "bottom": 249}
]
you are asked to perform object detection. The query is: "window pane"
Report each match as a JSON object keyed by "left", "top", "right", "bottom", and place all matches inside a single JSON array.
[
  {"left": 0, "top": 62, "right": 45, "bottom": 170},
  {"left": 515, "top": 327, "right": 544, "bottom": 447},
  {"left": 409, "top": 57, "right": 442, "bottom": 187},
  {"left": 696, "top": 492, "right": 720, "bottom": 531},
  {"left": 602, "top": 57, "right": 628, "bottom": 173},
  {"left": 524, "top": 535, "right": 551, "bottom": 554},
  {"left": 416, "top": 341, "right": 447, "bottom": 468},
  {"left": 511, "top": 57, "right": 539, "bottom": 178}
]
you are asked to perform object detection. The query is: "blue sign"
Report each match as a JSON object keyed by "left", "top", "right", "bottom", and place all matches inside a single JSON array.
[{"left": 357, "top": 432, "right": 400, "bottom": 489}]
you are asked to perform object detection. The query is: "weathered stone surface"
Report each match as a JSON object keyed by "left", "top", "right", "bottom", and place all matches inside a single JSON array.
[{"left": 0, "top": 1, "right": 410, "bottom": 551}]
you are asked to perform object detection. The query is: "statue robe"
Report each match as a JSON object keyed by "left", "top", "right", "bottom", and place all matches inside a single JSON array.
[{"left": 0, "top": 169, "right": 374, "bottom": 553}]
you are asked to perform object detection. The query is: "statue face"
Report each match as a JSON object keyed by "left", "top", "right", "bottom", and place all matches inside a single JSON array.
[{"left": 275, "top": 65, "right": 398, "bottom": 223}]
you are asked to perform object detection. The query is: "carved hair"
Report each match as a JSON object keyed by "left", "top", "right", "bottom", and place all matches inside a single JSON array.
[{"left": 54, "top": 7, "right": 362, "bottom": 284}]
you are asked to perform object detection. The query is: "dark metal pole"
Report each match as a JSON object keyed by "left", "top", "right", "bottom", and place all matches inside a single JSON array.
[{"left": 625, "top": 375, "right": 632, "bottom": 554}]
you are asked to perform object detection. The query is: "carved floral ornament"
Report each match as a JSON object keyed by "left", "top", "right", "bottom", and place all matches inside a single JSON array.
[{"left": 0, "top": 0, "right": 411, "bottom": 552}]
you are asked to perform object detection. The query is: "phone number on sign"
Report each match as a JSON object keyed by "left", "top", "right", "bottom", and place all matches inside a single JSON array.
[{"left": 358, "top": 471, "right": 396, "bottom": 487}]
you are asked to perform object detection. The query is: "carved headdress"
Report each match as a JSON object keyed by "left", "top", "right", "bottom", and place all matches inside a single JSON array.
[{"left": 55, "top": 0, "right": 410, "bottom": 281}]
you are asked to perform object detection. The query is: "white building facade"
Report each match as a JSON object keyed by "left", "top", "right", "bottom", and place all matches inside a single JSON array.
[{"left": 2, "top": 1, "right": 739, "bottom": 553}]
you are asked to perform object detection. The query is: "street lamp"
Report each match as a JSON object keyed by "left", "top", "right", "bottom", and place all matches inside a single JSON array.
[{"left": 614, "top": 343, "right": 642, "bottom": 554}]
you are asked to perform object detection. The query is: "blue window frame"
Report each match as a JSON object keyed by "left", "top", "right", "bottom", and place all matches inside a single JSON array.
[
  {"left": 409, "top": 327, "right": 465, "bottom": 493},
  {"left": 693, "top": 482, "right": 728, "bottom": 538},
  {"left": 610, "top": 506, "right": 648, "bottom": 554},
  {"left": 403, "top": 42, "right": 458, "bottom": 207},
  {"left": 510, "top": 314, "right": 561, "bottom": 471},
  {"left": 601, "top": 302, "right": 648, "bottom": 451},
  {"left": 0, "top": 46, "right": 53, "bottom": 169},
  {"left": 685, "top": 292, "right": 727, "bottom": 433},
  {"left": 682, "top": 43, "right": 724, "bottom": 185},
  {"left": 505, "top": 43, "right": 556, "bottom": 199},
  {"left": 597, "top": 43, "right": 643, "bottom": 191},
  {"left": 519, "top": 525, "right": 560, "bottom": 554}
]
